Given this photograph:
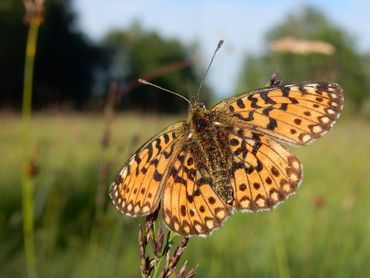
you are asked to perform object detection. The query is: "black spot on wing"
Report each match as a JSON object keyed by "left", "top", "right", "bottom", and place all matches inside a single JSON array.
[
  {"left": 280, "top": 103, "right": 288, "bottom": 111},
  {"left": 256, "top": 159, "right": 263, "bottom": 172},
  {"left": 237, "top": 98, "right": 245, "bottom": 108},
  {"left": 146, "top": 144, "right": 154, "bottom": 162},
  {"left": 247, "top": 95, "right": 262, "bottom": 109},
  {"left": 267, "top": 117, "right": 277, "bottom": 130},
  {"left": 298, "top": 84, "right": 308, "bottom": 94},
  {"left": 170, "top": 166, "right": 178, "bottom": 178},
  {"left": 234, "top": 140, "right": 248, "bottom": 159},
  {"left": 260, "top": 91, "right": 276, "bottom": 104},
  {"left": 134, "top": 154, "right": 141, "bottom": 164},
  {"left": 235, "top": 111, "right": 254, "bottom": 121},
  {"left": 251, "top": 133, "right": 262, "bottom": 155},
  {"left": 316, "top": 82, "right": 329, "bottom": 92},
  {"left": 153, "top": 170, "right": 163, "bottom": 182},
  {"left": 134, "top": 155, "right": 142, "bottom": 175},
  {"left": 232, "top": 161, "right": 245, "bottom": 171},
  {"left": 163, "top": 133, "right": 170, "bottom": 144},
  {"left": 174, "top": 175, "right": 187, "bottom": 185},
  {"left": 114, "top": 174, "right": 123, "bottom": 185},
  {"left": 262, "top": 106, "right": 274, "bottom": 116},
  {"left": 281, "top": 86, "right": 298, "bottom": 104},
  {"left": 282, "top": 86, "right": 290, "bottom": 97},
  {"left": 163, "top": 143, "right": 175, "bottom": 159},
  {"left": 230, "top": 138, "right": 239, "bottom": 146},
  {"left": 154, "top": 138, "right": 162, "bottom": 153}
]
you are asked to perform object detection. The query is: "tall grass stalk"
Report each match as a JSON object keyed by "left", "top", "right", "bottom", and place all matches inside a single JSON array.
[
  {"left": 95, "top": 82, "right": 117, "bottom": 223},
  {"left": 22, "top": 17, "right": 41, "bottom": 278},
  {"left": 270, "top": 213, "right": 290, "bottom": 278}
]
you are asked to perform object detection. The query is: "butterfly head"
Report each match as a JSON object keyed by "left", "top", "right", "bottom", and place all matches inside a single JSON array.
[
  {"left": 189, "top": 97, "right": 211, "bottom": 132},
  {"left": 190, "top": 96, "right": 207, "bottom": 111}
]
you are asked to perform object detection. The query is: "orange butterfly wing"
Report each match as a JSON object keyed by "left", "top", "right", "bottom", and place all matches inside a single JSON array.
[
  {"left": 225, "top": 125, "right": 302, "bottom": 211},
  {"left": 109, "top": 122, "right": 186, "bottom": 216},
  {"left": 161, "top": 149, "right": 231, "bottom": 237},
  {"left": 212, "top": 82, "right": 343, "bottom": 145}
]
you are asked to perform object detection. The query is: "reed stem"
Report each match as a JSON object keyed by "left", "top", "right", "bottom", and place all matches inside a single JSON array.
[{"left": 22, "top": 19, "right": 41, "bottom": 278}]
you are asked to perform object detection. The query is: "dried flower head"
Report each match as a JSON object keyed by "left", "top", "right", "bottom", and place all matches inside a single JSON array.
[{"left": 23, "top": 0, "right": 45, "bottom": 25}]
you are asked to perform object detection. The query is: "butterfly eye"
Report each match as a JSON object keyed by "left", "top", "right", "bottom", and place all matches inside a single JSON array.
[
  {"left": 195, "top": 102, "right": 205, "bottom": 109},
  {"left": 195, "top": 118, "right": 208, "bottom": 131}
]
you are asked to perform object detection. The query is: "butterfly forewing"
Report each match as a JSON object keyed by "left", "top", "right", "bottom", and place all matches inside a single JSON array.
[
  {"left": 212, "top": 82, "right": 343, "bottom": 145},
  {"left": 109, "top": 121, "right": 186, "bottom": 216}
]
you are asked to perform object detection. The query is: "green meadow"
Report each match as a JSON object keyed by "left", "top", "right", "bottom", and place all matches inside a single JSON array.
[{"left": 0, "top": 113, "right": 369, "bottom": 277}]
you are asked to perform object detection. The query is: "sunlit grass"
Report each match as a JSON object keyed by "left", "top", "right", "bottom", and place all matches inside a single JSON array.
[{"left": 0, "top": 113, "right": 369, "bottom": 277}]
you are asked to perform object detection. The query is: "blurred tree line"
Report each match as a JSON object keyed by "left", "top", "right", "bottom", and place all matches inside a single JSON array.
[
  {"left": 0, "top": 0, "right": 101, "bottom": 109},
  {"left": 0, "top": 0, "right": 204, "bottom": 113},
  {"left": 237, "top": 6, "right": 370, "bottom": 114},
  {"left": 0, "top": 2, "right": 369, "bottom": 114},
  {"left": 101, "top": 25, "right": 209, "bottom": 113}
]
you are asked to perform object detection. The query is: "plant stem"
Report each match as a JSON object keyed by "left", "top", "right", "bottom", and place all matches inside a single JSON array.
[
  {"left": 152, "top": 231, "right": 172, "bottom": 278},
  {"left": 22, "top": 19, "right": 41, "bottom": 278},
  {"left": 270, "top": 213, "right": 290, "bottom": 278}
]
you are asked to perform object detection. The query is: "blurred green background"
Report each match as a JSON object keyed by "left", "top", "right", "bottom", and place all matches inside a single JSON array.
[{"left": 1, "top": 1, "right": 370, "bottom": 277}]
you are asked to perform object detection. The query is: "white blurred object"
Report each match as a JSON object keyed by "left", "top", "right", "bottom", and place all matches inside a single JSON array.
[{"left": 270, "top": 36, "right": 335, "bottom": 55}]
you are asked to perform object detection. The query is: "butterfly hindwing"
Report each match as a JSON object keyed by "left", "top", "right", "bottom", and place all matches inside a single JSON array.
[
  {"left": 212, "top": 82, "right": 343, "bottom": 145},
  {"left": 109, "top": 122, "right": 186, "bottom": 216},
  {"left": 162, "top": 149, "right": 231, "bottom": 237},
  {"left": 226, "top": 125, "right": 302, "bottom": 211}
]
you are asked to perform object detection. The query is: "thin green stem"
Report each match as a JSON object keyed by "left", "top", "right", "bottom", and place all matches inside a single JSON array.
[
  {"left": 152, "top": 254, "right": 163, "bottom": 278},
  {"left": 169, "top": 233, "right": 177, "bottom": 242},
  {"left": 152, "top": 231, "right": 173, "bottom": 278},
  {"left": 270, "top": 213, "right": 290, "bottom": 278},
  {"left": 22, "top": 20, "right": 41, "bottom": 278}
]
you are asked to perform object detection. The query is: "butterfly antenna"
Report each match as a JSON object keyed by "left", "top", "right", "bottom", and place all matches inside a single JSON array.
[
  {"left": 196, "top": 39, "right": 224, "bottom": 98},
  {"left": 138, "top": 79, "right": 192, "bottom": 108}
]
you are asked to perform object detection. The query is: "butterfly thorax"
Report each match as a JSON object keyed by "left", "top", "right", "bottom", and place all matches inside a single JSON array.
[{"left": 187, "top": 98, "right": 234, "bottom": 204}]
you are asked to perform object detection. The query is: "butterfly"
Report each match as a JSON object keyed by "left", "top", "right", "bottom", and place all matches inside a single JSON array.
[{"left": 109, "top": 43, "right": 344, "bottom": 237}]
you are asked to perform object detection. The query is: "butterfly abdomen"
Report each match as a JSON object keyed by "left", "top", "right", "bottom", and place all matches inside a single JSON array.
[
  {"left": 207, "top": 144, "right": 233, "bottom": 204},
  {"left": 190, "top": 108, "right": 234, "bottom": 204}
]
